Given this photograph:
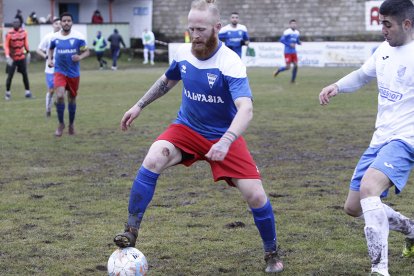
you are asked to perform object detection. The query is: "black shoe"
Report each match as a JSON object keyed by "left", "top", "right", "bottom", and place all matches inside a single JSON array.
[
  {"left": 114, "top": 224, "right": 139, "bottom": 248},
  {"left": 264, "top": 250, "right": 284, "bottom": 273}
]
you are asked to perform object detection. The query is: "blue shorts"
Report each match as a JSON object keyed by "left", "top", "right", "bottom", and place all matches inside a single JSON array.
[
  {"left": 350, "top": 140, "right": 414, "bottom": 197},
  {"left": 45, "top": 73, "right": 54, "bottom": 89},
  {"left": 144, "top": 44, "right": 155, "bottom": 51}
]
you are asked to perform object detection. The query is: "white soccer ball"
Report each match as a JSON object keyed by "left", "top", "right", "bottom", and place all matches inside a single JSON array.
[{"left": 107, "top": 247, "right": 148, "bottom": 276}]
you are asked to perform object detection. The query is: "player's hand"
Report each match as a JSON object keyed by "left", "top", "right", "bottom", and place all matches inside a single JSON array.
[
  {"left": 319, "top": 84, "right": 339, "bottom": 105},
  {"left": 47, "top": 60, "right": 54, "bottom": 68},
  {"left": 290, "top": 43, "right": 296, "bottom": 48},
  {"left": 6, "top": 56, "right": 13, "bottom": 66},
  {"left": 71, "top": 54, "right": 81, "bottom": 62},
  {"left": 205, "top": 138, "right": 231, "bottom": 161},
  {"left": 120, "top": 104, "right": 142, "bottom": 131}
]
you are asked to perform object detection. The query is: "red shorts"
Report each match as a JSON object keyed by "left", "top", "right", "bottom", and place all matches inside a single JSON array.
[
  {"left": 156, "top": 124, "right": 261, "bottom": 186},
  {"left": 284, "top": 53, "right": 298, "bottom": 64},
  {"left": 54, "top": 72, "right": 80, "bottom": 97}
]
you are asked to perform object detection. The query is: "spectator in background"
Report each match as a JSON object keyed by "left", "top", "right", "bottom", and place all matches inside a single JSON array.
[
  {"left": 91, "top": 10, "right": 103, "bottom": 24},
  {"left": 26, "top": 11, "right": 39, "bottom": 25},
  {"left": 184, "top": 30, "right": 190, "bottom": 43},
  {"left": 218, "top": 12, "right": 250, "bottom": 58},
  {"left": 141, "top": 28, "right": 155, "bottom": 65},
  {"left": 14, "top": 9, "right": 24, "bottom": 26},
  {"left": 4, "top": 18, "right": 32, "bottom": 100},
  {"left": 108, "top": 29, "right": 126, "bottom": 70},
  {"left": 93, "top": 31, "right": 108, "bottom": 69}
]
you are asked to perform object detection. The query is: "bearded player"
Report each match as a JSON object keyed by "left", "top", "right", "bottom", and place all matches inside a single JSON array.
[
  {"left": 48, "top": 12, "right": 89, "bottom": 136},
  {"left": 113, "top": 0, "right": 283, "bottom": 273}
]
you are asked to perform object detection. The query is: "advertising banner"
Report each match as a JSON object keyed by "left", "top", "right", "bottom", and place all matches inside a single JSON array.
[{"left": 168, "top": 42, "right": 381, "bottom": 68}]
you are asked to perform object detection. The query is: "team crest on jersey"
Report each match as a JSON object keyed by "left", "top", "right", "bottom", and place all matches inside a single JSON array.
[
  {"left": 207, "top": 73, "right": 218, "bottom": 88},
  {"left": 69, "top": 39, "right": 75, "bottom": 46},
  {"left": 397, "top": 65, "right": 406, "bottom": 78},
  {"left": 181, "top": 65, "right": 187, "bottom": 74}
]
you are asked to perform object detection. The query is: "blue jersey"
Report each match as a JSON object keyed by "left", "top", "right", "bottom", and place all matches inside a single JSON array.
[
  {"left": 279, "top": 28, "right": 301, "bottom": 54},
  {"left": 165, "top": 42, "right": 253, "bottom": 140},
  {"left": 49, "top": 30, "right": 87, "bottom": 78},
  {"left": 218, "top": 24, "right": 249, "bottom": 57}
]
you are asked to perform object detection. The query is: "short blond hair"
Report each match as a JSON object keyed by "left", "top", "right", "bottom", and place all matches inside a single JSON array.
[{"left": 190, "top": 0, "right": 220, "bottom": 23}]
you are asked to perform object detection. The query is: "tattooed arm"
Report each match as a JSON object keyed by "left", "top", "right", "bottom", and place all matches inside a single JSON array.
[{"left": 121, "top": 75, "right": 179, "bottom": 131}]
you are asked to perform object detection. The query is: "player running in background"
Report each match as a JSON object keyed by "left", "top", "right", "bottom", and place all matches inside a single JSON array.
[
  {"left": 4, "top": 18, "right": 32, "bottom": 100},
  {"left": 273, "top": 19, "right": 301, "bottom": 83},
  {"left": 113, "top": 0, "right": 283, "bottom": 273},
  {"left": 319, "top": 1, "right": 414, "bottom": 275},
  {"left": 218, "top": 12, "right": 250, "bottom": 57},
  {"left": 48, "top": 12, "right": 89, "bottom": 137},
  {"left": 36, "top": 17, "right": 61, "bottom": 117}
]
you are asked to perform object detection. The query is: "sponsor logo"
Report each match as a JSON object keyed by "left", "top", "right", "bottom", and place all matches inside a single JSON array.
[
  {"left": 183, "top": 88, "right": 224, "bottom": 103},
  {"left": 384, "top": 162, "right": 394, "bottom": 169},
  {"left": 397, "top": 65, "right": 406, "bottom": 78},
  {"left": 207, "top": 73, "right": 218, "bottom": 88},
  {"left": 378, "top": 86, "right": 402, "bottom": 102},
  {"left": 57, "top": 48, "right": 77, "bottom": 54}
]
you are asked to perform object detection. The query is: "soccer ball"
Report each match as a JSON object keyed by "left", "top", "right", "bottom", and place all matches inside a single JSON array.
[{"left": 107, "top": 247, "right": 148, "bottom": 276}]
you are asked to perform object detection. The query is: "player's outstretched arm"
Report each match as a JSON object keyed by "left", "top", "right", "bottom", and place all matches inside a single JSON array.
[
  {"left": 120, "top": 75, "right": 179, "bottom": 131},
  {"left": 319, "top": 84, "right": 339, "bottom": 105}
]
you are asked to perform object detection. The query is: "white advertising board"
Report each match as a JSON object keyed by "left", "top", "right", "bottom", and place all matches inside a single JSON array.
[{"left": 169, "top": 42, "right": 382, "bottom": 67}]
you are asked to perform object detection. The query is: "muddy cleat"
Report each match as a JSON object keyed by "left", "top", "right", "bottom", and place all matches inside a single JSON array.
[
  {"left": 114, "top": 225, "right": 138, "bottom": 248},
  {"left": 402, "top": 237, "right": 414, "bottom": 257},
  {"left": 25, "top": 92, "right": 33, "bottom": 98},
  {"left": 55, "top": 123, "right": 65, "bottom": 137},
  {"left": 273, "top": 69, "right": 280, "bottom": 78},
  {"left": 68, "top": 124, "right": 75, "bottom": 135},
  {"left": 264, "top": 250, "right": 284, "bottom": 273},
  {"left": 46, "top": 111, "right": 51, "bottom": 117},
  {"left": 5, "top": 92, "right": 11, "bottom": 100}
]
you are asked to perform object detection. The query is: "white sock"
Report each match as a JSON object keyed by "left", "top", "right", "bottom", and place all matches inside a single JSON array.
[
  {"left": 46, "top": 92, "right": 50, "bottom": 111},
  {"left": 382, "top": 203, "right": 414, "bottom": 238},
  {"left": 361, "top": 197, "right": 389, "bottom": 276},
  {"left": 143, "top": 49, "right": 148, "bottom": 62}
]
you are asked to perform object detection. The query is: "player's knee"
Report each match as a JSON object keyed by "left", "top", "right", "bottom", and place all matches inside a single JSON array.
[
  {"left": 344, "top": 204, "right": 361, "bottom": 217},
  {"left": 246, "top": 191, "right": 267, "bottom": 208},
  {"left": 142, "top": 148, "right": 171, "bottom": 172}
]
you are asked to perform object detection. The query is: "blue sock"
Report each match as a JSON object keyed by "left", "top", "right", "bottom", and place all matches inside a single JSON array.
[
  {"left": 127, "top": 166, "right": 159, "bottom": 228},
  {"left": 292, "top": 66, "right": 298, "bottom": 82},
  {"left": 68, "top": 103, "right": 76, "bottom": 125},
  {"left": 56, "top": 102, "right": 65, "bottom": 124},
  {"left": 251, "top": 200, "right": 277, "bottom": 252},
  {"left": 278, "top": 66, "right": 287, "bottom": 72}
]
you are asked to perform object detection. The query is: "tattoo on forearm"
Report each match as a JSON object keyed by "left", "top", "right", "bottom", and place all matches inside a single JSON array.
[{"left": 137, "top": 78, "right": 171, "bottom": 109}]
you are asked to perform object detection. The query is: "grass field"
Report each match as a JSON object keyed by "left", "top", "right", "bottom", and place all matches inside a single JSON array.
[{"left": 1, "top": 57, "right": 414, "bottom": 275}]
